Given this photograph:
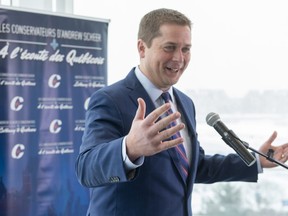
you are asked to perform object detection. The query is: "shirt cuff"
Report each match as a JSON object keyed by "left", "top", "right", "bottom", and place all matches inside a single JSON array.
[
  {"left": 122, "top": 136, "right": 144, "bottom": 171},
  {"left": 255, "top": 153, "right": 263, "bottom": 173}
]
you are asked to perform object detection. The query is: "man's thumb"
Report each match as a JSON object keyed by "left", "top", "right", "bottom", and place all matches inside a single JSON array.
[{"left": 134, "top": 98, "right": 146, "bottom": 121}]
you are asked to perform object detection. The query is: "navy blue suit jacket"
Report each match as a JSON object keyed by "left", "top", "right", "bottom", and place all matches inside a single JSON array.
[{"left": 75, "top": 68, "right": 258, "bottom": 216}]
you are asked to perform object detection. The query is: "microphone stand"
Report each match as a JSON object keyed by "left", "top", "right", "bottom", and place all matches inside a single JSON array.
[
  {"left": 229, "top": 130, "right": 288, "bottom": 170},
  {"left": 243, "top": 141, "right": 288, "bottom": 170}
]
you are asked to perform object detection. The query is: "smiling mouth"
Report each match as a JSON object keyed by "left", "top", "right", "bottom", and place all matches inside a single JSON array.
[{"left": 166, "top": 67, "right": 179, "bottom": 73}]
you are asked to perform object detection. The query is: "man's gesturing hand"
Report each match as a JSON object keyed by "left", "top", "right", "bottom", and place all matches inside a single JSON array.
[{"left": 126, "top": 98, "right": 185, "bottom": 162}]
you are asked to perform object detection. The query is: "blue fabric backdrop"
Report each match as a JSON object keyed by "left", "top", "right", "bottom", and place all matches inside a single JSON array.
[{"left": 0, "top": 7, "right": 108, "bottom": 216}]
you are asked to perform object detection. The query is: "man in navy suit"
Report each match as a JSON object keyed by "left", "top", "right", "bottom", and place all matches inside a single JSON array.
[{"left": 75, "top": 8, "right": 288, "bottom": 216}]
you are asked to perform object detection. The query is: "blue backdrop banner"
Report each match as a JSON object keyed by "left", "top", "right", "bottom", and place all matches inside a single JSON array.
[{"left": 0, "top": 6, "right": 108, "bottom": 216}]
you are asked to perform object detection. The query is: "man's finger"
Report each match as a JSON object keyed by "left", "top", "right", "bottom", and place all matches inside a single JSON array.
[
  {"left": 155, "top": 113, "right": 184, "bottom": 135},
  {"left": 144, "top": 103, "right": 171, "bottom": 125},
  {"left": 161, "top": 137, "right": 184, "bottom": 150},
  {"left": 133, "top": 98, "right": 146, "bottom": 121},
  {"left": 158, "top": 123, "right": 185, "bottom": 142}
]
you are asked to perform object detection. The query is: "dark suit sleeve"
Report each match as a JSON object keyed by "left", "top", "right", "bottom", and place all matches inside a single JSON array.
[
  {"left": 75, "top": 88, "right": 131, "bottom": 187},
  {"left": 194, "top": 145, "right": 259, "bottom": 183}
]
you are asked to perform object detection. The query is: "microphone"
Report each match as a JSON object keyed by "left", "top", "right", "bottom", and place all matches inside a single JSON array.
[{"left": 206, "top": 112, "right": 256, "bottom": 167}]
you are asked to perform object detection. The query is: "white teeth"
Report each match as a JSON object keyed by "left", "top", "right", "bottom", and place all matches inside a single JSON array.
[{"left": 166, "top": 66, "right": 180, "bottom": 72}]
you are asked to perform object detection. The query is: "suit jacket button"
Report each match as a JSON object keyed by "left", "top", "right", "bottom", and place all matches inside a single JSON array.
[{"left": 109, "top": 176, "right": 120, "bottom": 182}]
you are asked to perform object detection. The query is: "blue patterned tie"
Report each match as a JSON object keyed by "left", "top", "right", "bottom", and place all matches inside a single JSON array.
[{"left": 161, "top": 92, "right": 189, "bottom": 180}]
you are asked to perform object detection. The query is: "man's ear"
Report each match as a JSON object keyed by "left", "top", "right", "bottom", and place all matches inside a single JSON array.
[{"left": 137, "top": 39, "right": 146, "bottom": 58}]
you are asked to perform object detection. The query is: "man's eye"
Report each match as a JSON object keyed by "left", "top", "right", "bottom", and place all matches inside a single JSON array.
[
  {"left": 164, "top": 46, "right": 175, "bottom": 52},
  {"left": 182, "top": 47, "right": 191, "bottom": 53}
]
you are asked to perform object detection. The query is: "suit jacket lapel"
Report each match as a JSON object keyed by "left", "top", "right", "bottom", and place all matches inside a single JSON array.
[
  {"left": 124, "top": 69, "right": 156, "bottom": 114},
  {"left": 173, "top": 89, "right": 196, "bottom": 136}
]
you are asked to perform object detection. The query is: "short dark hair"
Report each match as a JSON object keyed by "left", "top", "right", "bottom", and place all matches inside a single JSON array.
[{"left": 138, "top": 8, "right": 192, "bottom": 47}]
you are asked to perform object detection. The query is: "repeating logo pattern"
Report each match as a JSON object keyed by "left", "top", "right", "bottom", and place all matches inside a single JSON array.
[{"left": 0, "top": 7, "right": 108, "bottom": 216}]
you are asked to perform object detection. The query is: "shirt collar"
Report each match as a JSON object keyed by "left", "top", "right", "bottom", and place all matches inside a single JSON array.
[{"left": 135, "top": 66, "right": 174, "bottom": 103}]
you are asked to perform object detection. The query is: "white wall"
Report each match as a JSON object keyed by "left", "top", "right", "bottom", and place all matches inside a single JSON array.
[{"left": 0, "top": 0, "right": 73, "bottom": 13}]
